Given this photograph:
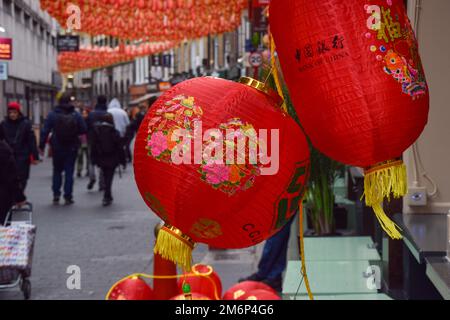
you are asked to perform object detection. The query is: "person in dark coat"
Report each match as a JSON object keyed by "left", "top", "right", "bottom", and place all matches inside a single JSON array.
[
  {"left": 90, "top": 113, "right": 126, "bottom": 206},
  {"left": 0, "top": 131, "right": 26, "bottom": 224},
  {"left": 39, "top": 94, "right": 87, "bottom": 205},
  {"left": 0, "top": 102, "right": 40, "bottom": 199},
  {"left": 86, "top": 95, "right": 109, "bottom": 191}
]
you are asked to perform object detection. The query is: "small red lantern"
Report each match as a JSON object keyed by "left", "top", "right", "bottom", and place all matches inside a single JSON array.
[
  {"left": 107, "top": 277, "right": 155, "bottom": 300},
  {"left": 177, "top": 264, "right": 222, "bottom": 300},
  {"left": 170, "top": 293, "right": 212, "bottom": 300},
  {"left": 223, "top": 281, "right": 277, "bottom": 300},
  {"left": 270, "top": 0, "right": 429, "bottom": 239},
  {"left": 134, "top": 77, "right": 310, "bottom": 270},
  {"left": 239, "top": 289, "right": 281, "bottom": 301}
]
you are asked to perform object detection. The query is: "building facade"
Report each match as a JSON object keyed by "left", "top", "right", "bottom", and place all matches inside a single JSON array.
[{"left": 0, "top": 0, "right": 60, "bottom": 125}]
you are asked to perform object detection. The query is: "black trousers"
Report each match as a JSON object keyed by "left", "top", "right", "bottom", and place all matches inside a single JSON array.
[{"left": 101, "top": 167, "right": 116, "bottom": 200}]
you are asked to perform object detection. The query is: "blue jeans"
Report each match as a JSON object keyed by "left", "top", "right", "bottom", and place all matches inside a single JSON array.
[
  {"left": 256, "top": 217, "right": 295, "bottom": 281},
  {"left": 52, "top": 147, "right": 78, "bottom": 199}
]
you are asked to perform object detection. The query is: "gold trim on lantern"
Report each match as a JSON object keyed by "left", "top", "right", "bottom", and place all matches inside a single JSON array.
[
  {"left": 162, "top": 224, "right": 196, "bottom": 249},
  {"left": 192, "top": 264, "right": 214, "bottom": 277},
  {"left": 239, "top": 76, "right": 284, "bottom": 107},
  {"left": 364, "top": 158, "right": 403, "bottom": 174}
]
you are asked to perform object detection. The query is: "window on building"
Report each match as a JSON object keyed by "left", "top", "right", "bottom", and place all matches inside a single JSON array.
[
  {"left": 32, "top": 20, "right": 38, "bottom": 34},
  {"left": 2, "top": 0, "right": 12, "bottom": 15},
  {"left": 40, "top": 26, "right": 45, "bottom": 39},
  {"left": 14, "top": 5, "right": 22, "bottom": 23},
  {"left": 24, "top": 12, "right": 31, "bottom": 28}
]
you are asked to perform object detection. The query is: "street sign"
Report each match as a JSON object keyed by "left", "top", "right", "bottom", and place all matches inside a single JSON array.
[
  {"left": 57, "top": 35, "right": 80, "bottom": 52},
  {"left": 249, "top": 52, "right": 263, "bottom": 67},
  {"left": 0, "top": 62, "right": 7, "bottom": 80},
  {"left": 0, "top": 38, "right": 13, "bottom": 60}
]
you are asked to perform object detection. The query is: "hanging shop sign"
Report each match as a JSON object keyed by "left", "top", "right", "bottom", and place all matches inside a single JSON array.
[
  {"left": 57, "top": 35, "right": 80, "bottom": 52},
  {"left": 0, "top": 62, "right": 8, "bottom": 80},
  {"left": 0, "top": 38, "right": 12, "bottom": 60}
]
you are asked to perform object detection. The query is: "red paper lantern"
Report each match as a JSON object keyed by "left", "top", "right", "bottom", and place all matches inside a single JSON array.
[
  {"left": 177, "top": 264, "right": 222, "bottom": 300},
  {"left": 223, "top": 281, "right": 278, "bottom": 300},
  {"left": 270, "top": 0, "right": 429, "bottom": 239},
  {"left": 170, "top": 293, "right": 211, "bottom": 300},
  {"left": 107, "top": 277, "right": 155, "bottom": 300},
  {"left": 134, "top": 77, "right": 310, "bottom": 270},
  {"left": 238, "top": 289, "right": 281, "bottom": 301}
]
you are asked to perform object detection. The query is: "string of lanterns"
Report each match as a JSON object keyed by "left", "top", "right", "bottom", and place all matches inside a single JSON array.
[
  {"left": 40, "top": 0, "right": 246, "bottom": 42},
  {"left": 58, "top": 41, "right": 179, "bottom": 74}
]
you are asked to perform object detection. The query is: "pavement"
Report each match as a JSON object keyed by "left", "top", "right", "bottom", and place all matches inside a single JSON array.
[{"left": 0, "top": 157, "right": 261, "bottom": 300}]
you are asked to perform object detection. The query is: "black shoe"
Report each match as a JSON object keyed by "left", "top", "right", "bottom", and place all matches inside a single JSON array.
[
  {"left": 262, "top": 278, "right": 282, "bottom": 293},
  {"left": 53, "top": 197, "right": 60, "bottom": 205},
  {"left": 102, "top": 198, "right": 113, "bottom": 206},
  {"left": 64, "top": 198, "right": 74, "bottom": 206},
  {"left": 238, "top": 273, "right": 265, "bottom": 283},
  {"left": 77, "top": 172, "right": 81, "bottom": 178},
  {"left": 87, "top": 180, "right": 96, "bottom": 190}
]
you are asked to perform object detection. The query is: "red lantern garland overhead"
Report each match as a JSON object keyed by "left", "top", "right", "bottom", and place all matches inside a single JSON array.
[
  {"left": 58, "top": 41, "right": 179, "bottom": 74},
  {"left": 134, "top": 76, "right": 310, "bottom": 270},
  {"left": 270, "top": 0, "right": 429, "bottom": 239},
  {"left": 40, "top": 0, "right": 246, "bottom": 42}
]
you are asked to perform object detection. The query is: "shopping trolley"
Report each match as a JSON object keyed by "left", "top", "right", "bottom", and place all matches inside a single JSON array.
[{"left": 0, "top": 203, "right": 36, "bottom": 300}]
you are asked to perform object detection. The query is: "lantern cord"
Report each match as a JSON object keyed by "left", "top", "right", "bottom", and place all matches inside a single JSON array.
[
  {"left": 269, "top": 35, "right": 288, "bottom": 113},
  {"left": 363, "top": 160, "right": 406, "bottom": 240},
  {"left": 105, "top": 272, "right": 221, "bottom": 300},
  {"left": 299, "top": 202, "right": 314, "bottom": 300}
]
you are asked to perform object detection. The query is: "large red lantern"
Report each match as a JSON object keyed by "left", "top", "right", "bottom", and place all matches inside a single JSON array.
[
  {"left": 107, "top": 277, "right": 155, "bottom": 300},
  {"left": 222, "top": 281, "right": 278, "bottom": 300},
  {"left": 134, "top": 77, "right": 310, "bottom": 270},
  {"left": 177, "top": 264, "right": 222, "bottom": 300},
  {"left": 270, "top": 0, "right": 429, "bottom": 239}
]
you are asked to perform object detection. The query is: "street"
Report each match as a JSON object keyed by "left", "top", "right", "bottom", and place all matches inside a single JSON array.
[{"left": 0, "top": 156, "right": 259, "bottom": 300}]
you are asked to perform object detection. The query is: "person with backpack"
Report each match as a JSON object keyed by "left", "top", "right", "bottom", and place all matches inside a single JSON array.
[
  {"left": 90, "top": 113, "right": 126, "bottom": 206},
  {"left": 39, "top": 94, "right": 87, "bottom": 205},
  {"left": 0, "top": 130, "right": 26, "bottom": 224},
  {"left": 86, "top": 95, "right": 109, "bottom": 191},
  {"left": 0, "top": 102, "right": 40, "bottom": 200}
]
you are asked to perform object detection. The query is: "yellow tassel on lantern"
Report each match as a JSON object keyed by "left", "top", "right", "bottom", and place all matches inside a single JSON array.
[
  {"left": 363, "top": 159, "right": 406, "bottom": 240},
  {"left": 153, "top": 223, "right": 195, "bottom": 271}
]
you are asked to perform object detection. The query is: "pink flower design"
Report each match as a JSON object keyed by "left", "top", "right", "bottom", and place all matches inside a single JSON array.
[
  {"left": 148, "top": 131, "right": 168, "bottom": 157},
  {"left": 202, "top": 164, "right": 230, "bottom": 185}
]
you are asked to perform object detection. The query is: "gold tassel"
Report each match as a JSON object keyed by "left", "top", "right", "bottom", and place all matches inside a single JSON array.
[
  {"left": 270, "top": 35, "right": 288, "bottom": 114},
  {"left": 153, "top": 223, "right": 195, "bottom": 271},
  {"left": 363, "top": 159, "right": 406, "bottom": 240}
]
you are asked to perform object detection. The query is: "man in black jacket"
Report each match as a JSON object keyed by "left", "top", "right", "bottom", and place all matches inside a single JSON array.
[
  {"left": 86, "top": 95, "right": 109, "bottom": 191},
  {"left": 0, "top": 130, "right": 26, "bottom": 224},
  {"left": 90, "top": 113, "right": 125, "bottom": 206},
  {"left": 0, "top": 102, "right": 40, "bottom": 200},
  {"left": 40, "top": 94, "right": 87, "bottom": 205}
]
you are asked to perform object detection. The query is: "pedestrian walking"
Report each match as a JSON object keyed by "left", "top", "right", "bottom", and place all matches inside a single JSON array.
[
  {"left": 86, "top": 96, "right": 109, "bottom": 191},
  {"left": 107, "top": 98, "right": 130, "bottom": 139},
  {"left": 39, "top": 94, "right": 87, "bottom": 205},
  {"left": 77, "top": 108, "right": 90, "bottom": 177},
  {"left": 0, "top": 102, "right": 40, "bottom": 199},
  {"left": 0, "top": 131, "right": 27, "bottom": 224},
  {"left": 90, "top": 113, "right": 126, "bottom": 206}
]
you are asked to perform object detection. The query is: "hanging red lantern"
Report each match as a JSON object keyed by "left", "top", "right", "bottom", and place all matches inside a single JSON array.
[
  {"left": 177, "top": 264, "right": 222, "bottom": 300},
  {"left": 238, "top": 289, "right": 281, "bottom": 301},
  {"left": 134, "top": 77, "right": 310, "bottom": 270},
  {"left": 222, "top": 281, "right": 277, "bottom": 300},
  {"left": 107, "top": 277, "right": 155, "bottom": 300},
  {"left": 270, "top": 0, "right": 429, "bottom": 239}
]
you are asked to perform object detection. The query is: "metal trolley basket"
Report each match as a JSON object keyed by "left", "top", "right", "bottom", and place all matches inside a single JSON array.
[{"left": 0, "top": 203, "right": 36, "bottom": 300}]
